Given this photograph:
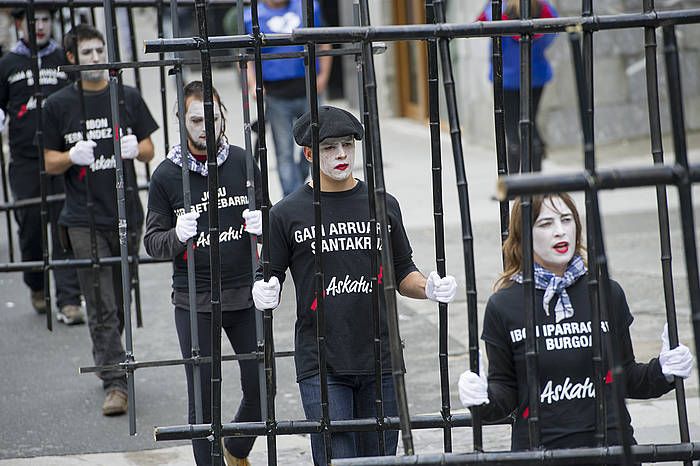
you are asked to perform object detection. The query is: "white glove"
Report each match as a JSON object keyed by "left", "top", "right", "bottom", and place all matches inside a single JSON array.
[
  {"left": 0, "top": 108, "right": 5, "bottom": 132},
  {"left": 175, "top": 211, "right": 200, "bottom": 243},
  {"left": 242, "top": 208, "right": 262, "bottom": 236},
  {"left": 458, "top": 354, "right": 489, "bottom": 408},
  {"left": 120, "top": 134, "right": 139, "bottom": 160},
  {"left": 425, "top": 271, "right": 458, "bottom": 303},
  {"left": 253, "top": 276, "right": 280, "bottom": 310},
  {"left": 69, "top": 140, "right": 96, "bottom": 166},
  {"left": 659, "top": 323, "right": 694, "bottom": 382}
]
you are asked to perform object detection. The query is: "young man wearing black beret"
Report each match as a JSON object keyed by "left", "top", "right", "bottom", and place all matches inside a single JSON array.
[{"left": 253, "top": 105, "right": 458, "bottom": 465}]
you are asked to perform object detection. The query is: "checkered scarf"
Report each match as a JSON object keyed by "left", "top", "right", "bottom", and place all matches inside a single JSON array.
[
  {"left": 12, "top": 39, "right": 58, "bottom": 59},
  {"left": 166, "top": 142, "right": 228, "bottom": 176},
  {"left": 512, "top": 255, "right": 587, "bottom": 323}
]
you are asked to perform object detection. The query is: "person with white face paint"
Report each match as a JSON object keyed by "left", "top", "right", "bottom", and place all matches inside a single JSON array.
[
  {"left": 457, "top": 193, "right": 693, "bottom": 452},
  {"left": 144, "top": 81, "right": 262, "bottom": 466},
  {"left": 42, "top": 24, "right": 159, "bottom": 417},
  {"left": 253, "top": 106, "right": 458, "bottom": 465},
  {"left": 0, "top": 8, "right": 83, "bottom": 322}
]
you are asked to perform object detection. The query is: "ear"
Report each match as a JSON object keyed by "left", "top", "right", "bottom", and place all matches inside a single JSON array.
[
  {"left": 303, "top": 147, "right": 312, "bottom": 162},
  {"left": 66, "top": 50, "right": 76, "bottom": 65}
]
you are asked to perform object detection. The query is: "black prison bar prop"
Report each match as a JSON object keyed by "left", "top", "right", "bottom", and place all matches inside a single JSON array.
[
  {"left": 3, "top": 0, "right": 241, "bottom": 6},
  {"left": 432, "top": 0, "right": 483, "bottom": 451},
  {"left": 155, "top": 0, "right": 167, "bottom": 184},
  {"left": 0, "top": 254, "right": 168, "bottom": 273},
  {"left": 355, "top": 0, "right": 387, "bottom": 455},
  {"left": 332, "top": 442, "right": 700, "bottom": 466},
  {"left": 155, "top": 412, "right": 479, "bottom": 441},
  {"left": 360, "top": 6, "right": 415, "bottom": 456},
  {"left": 170, "top": 0, "right": 203, "bottom": 424},
  {"left": 647, "top": 5, "right": 691, "bottom": 455},
  {"left": 26, "top": 0, "right": 53, "bottom": 330}
]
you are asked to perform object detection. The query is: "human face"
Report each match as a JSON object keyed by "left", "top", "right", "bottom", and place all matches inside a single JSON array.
[
  {"left": 76, "top": 38, "right": 106, "bottom": 82},
  {"left": 532, "top": 196, "right": 577, "bottom": 276},
  {"left": 185, "top": 98, "right": 222, "bottom": 153},
  {"left": 318, "top": 136, "right": 355, "bottom": 181},
  {"left": 19, "top": 10, "right": 52, "bottom": 46}
]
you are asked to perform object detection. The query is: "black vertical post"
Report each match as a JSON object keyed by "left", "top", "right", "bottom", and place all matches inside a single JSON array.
[
  {"left": 356, "top": 0, "right": 386, "bottom": 454},
  {"left": 642, "top": 1, "right": 690, "bottom": 460},
  {"left": 433, "top": 0, "right": 482, "bottom": 451},
  {"left": 102, "top": 0, "right": 137, "bottom": 435},
  {"left": 26, "top": 0, "right": 53, "bottom": 330},
  {"left": 662, "top": 25, "right": 700, "bottom": 396},
  {"left": 170, "top": 0, "right": 203, "bottom": 425},
  {"left": 426, "top": 0, "right": 452, "bottom": 453},
  {"left": 156, "top": 0, "right": 169, "bottom": 180},
  {"left": 192, "top": 0, "right": 223, "bottom": 463},
  {"left": 250, "top": 1, "right": 278, "bottom": 464},
  {"left": 126, "top": 7, "right": 142, "bottom": 93},
  {"left": 361, "top": 12, "right": 415, "bottom": 457}
]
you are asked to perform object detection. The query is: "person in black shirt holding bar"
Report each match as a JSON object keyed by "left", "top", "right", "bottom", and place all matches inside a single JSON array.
[
  {"left": 458, "top": 193, "right": 694, "bottom": 451},
  {"left": 253, "top": 106, "right": 458, "bottom": 465},
  {"left": 43, "top": 24, "right": 158, "bottom": 417},
  {"left": 0, "top": 7, "right": 83, "bottom": 322},
  {"left": 144, "top": 81, "right": 262, "bottom": 466}
]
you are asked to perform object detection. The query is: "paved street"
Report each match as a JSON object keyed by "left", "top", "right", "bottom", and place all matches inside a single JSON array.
[{"left": 3, "top": 9, "right": 700, "bottom": 465}]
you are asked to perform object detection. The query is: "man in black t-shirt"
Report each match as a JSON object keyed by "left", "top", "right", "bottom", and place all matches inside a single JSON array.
[
  {"left": 0, "top": 8, "right": 83, "bottom": 322},
  {"left": 43, "top": 24, "right": 158, "bottom": 417},
  {"left": 253, "top": 106, "right": 458, "bottom": 465}
]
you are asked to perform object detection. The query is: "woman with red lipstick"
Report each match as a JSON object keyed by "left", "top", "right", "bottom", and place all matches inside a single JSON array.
[{"left": 457, "top": 193, "right": 693, "bottom": 451}]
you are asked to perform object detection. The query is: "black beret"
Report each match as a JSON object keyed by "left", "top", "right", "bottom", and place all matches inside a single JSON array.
[{"left": 293, "top": 105, "right": 364, "bottom": 147}]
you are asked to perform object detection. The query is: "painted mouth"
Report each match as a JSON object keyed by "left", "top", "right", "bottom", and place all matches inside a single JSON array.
[
  {"left": 553, "top": 241, "right": 569, "bottom": 254},
  {"left": 335, "top": 163, "right": 349, "bottom": 171}
]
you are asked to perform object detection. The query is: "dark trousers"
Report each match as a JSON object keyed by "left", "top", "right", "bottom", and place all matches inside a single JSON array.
[
  {"left": 68, "top": 227, "right": 136, "bottom": 392},
  {"left": 175, "top": 306, "right": 261, "bottom": 465},
  {"left": 8, "top": 158, "right": 81, "bottom": 308},
  {"left": 503, "top": 87, "right": 546, "bottom": 174},
  {"left": 299, "top": 373, "right": 399, "bottom": 466}
]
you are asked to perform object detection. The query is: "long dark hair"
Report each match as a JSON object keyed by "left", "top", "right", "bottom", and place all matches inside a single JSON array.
[
  {"left": 181, "top": 80, "right": 228, "bottom": 143},
  {"left": 495, "top": 193, "right": 586, "bottom": 290}
]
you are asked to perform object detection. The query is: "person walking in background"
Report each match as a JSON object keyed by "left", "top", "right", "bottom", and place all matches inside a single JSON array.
[
  {"left": 244, "top": 0, "right": 332, "bottom": 196},
  {"left": 478, "top": 0, "right": 558, "bottom": 173},
  {"left": 0, "top": 7, "right": 83, "bottom": 323}
]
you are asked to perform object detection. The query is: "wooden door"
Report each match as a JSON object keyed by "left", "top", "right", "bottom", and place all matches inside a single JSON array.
[{"left": 394, "top": 0, "right": 428, "bottom": 120}]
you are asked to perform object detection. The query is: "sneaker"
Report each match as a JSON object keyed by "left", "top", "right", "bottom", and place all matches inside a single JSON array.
[
  {"left": 102, "top": 389, "right": 128, "bottom": 416},
  {"left": 57, "top": 304, "right": 85, "bottom": 325},
  {"left": 222, "top": 439, "right": 250, "bottom": 466},
  {"left": 30, "top": 290, "right": 47, "bottom": 314}
]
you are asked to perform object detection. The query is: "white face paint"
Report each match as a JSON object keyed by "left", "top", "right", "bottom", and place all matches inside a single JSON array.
[
  {"left": 76, "top": 38, "right": 106, "bottom": 82},
  {"left": 19, "top": 11, "right": 52, "bottom": 47},
  {"left": 185, "top": 99, "right": 222, "bottom": 152},
  {"left": 318, "top": 136, "right": 355, "bottom": 181},
  {"left": 532, "top": 196, "right": 577, "bottom": 276}
]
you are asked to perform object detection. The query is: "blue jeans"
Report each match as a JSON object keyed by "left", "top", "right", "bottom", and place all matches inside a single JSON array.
[
  {"left": 265, "top": 94, "right": 310, "bottom": 196},
  {"left": 298, "top": 373, "right": 399, "bottom": 466}
]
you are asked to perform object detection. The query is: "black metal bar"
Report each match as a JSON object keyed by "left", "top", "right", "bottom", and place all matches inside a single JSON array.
[
  {"left": 662, "top": 25, "right": 700, "bottom": 397},
  {"left": 4, "top": 0, "right": 241, "bottom": 6},
  {"left": 0, "top": 254, "right": 168, "bottom": 273},
  {"left": 0, "top": 132, "right": 15, "bottom": 262},
  {"left": 332, "top": 442, "right": 700, "bottom": 466},
  {"left": 26, "top": 0, "right": 53, "bottom": 330},
  {"left": 361, "top": 13, "right": 414, "bottom": 457},
  {"left": 192, "top": 0, "right": 223, "bottom": 462},
  {"left": 156, "top": 0, "right": 168, "bottom": 181},
  {"left": 643, "top": 0, "right": 691, "bottom": 460},
  {"left": 155, "top": 412, "right": 479, "bottom": 441},
  {"left": 126, "top": 6, "right": 141, "bottom": 92}
]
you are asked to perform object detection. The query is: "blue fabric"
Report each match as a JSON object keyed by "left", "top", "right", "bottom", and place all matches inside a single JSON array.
[
  {"left": 266, "top": 94, "right": 310, "bottom": 195},
  {"left": 512, "top": 254, "right": 587, "bottom": 323},
  {"left": 481, "top": 1, "right": 558, "bottom": 89},
  {"left": 11, "top": 38, "right": 59, "bottom": 59},
  {"left": 299, "top": 373, "right": 399, "bottom": 466},
  {"left": 244, "top": 0, "right": 324, "bottom": 82}
]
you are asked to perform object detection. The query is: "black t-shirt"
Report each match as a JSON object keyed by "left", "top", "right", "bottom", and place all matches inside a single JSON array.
[
  {"left": 480, "top": 276, "right": 672, "bottom": 451},
  {"left": 42, "top": 84, "right": 158, "bottom": 230},
  {"left": 265, "top": 180, "right": 419, "bottom": 381},
  {"left": 147, "top": 145, "right": 262, "bottom": 293},
  {"left": 0, "top": 44, "right": 69, "bottom": 159}
]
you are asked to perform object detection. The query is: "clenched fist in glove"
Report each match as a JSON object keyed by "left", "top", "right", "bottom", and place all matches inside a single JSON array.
[
  {"left": 659, "top": 323, "right": 694, "bottom": 382},
  {"left": 175, "top": 211, "right": 200, "bottom": 243},
  {"left": 120, "top": 134, "right": 139, "bottom": 160},
  {"left": 242, "top": 208, "right": 262, "bottom": 236},
  {"left": 69, "top": 140, "right": 96, "bottom": 166},
  {"left": 425, "top": 271, "right": 458, "bottom": 303},
  {"left": 458, "top": 356, "right": 489, "bottom": 408},
  {"left": 253, "top": 276, "right": 280, "bottom": 310}
]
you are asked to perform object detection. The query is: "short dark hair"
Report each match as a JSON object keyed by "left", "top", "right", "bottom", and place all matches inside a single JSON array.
[
  {"left": 11, "top": 7, "right": 56, "bottom": 20},
  {"left": 182, "top": 80, "right": 228, "bottom": 142},
  {"left": 63, "top": 24, "right": 105, "bottom": 55}
]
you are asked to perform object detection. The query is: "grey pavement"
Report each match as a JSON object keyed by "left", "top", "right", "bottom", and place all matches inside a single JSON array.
[{"left": 4, "top": 9, "right": 700, "bottom": 465}]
